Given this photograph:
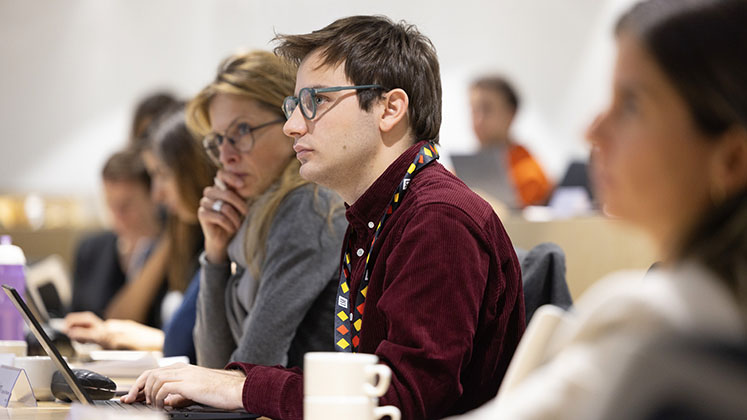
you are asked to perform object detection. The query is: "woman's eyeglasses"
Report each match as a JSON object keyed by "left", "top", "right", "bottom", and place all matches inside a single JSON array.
[{"left": 202, "top": 117, "right": 285, "bottom": 164}]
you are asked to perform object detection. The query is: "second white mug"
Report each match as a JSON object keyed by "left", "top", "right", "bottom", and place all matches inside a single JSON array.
[{"left": 304, "top": 396, "right": 401, "bottom": 420}]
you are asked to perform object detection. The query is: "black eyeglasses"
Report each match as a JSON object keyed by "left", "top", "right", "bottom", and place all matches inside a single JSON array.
[
  {"left": 282, "top": 85, "right": 384, "bottom": 120},
  {"left": 202, "top": 117, "right": 285, "bottom": 164}
]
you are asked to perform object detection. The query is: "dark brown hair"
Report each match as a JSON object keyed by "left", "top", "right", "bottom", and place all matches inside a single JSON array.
[
  {"left": 130, "top": 91, "right": 180, "bottom": 150},
  {"left": 471, "top": 75, "right": 520, "bottom": 113},
  {"left": 149, "top": 106, "right": 215, "bottom": 214},
  {"left": 617, "top": 0, "right": 747, "bottom": 136},
  {"left": 146, "top": 106, "right": 216, "bottom": 292},
  {"left": 101, "top": 148, "right": 150, "bottom": 189},
  {"left": 618, "top": 0, "right": 747, "bottom": 312},
  {"left": 274, "top": 15, "right": 442, "bottom": 144}
]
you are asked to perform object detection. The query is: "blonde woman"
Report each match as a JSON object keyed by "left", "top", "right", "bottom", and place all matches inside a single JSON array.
[{"left": 189, "top": 50, "right": 345, "bottom": 369}]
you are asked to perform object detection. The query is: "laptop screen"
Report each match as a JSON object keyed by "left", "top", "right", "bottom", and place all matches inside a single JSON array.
[
  {"left": 450, "top": 147, "right": 519, "bottom": 209},
  {"left": 2, "top": 285, "right": 93, "bottom": 404}
]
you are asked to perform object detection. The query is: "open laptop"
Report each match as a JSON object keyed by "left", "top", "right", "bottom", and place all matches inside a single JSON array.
[
  {"left": 2, "top": 284, "right": 258, "bottom": 419},
  {"left": 25, "top": 255, "right": 71, "bottom": 320},
  {"left": 450, "top": 147, "right": 519, "bottom": 209}
]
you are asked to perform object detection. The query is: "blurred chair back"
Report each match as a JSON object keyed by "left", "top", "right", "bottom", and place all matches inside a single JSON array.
[
  {"left": 497, "top": 305, "right": 567, "bottom": 397},
  {"left": 515, "top": 242, "right": 572, "bottom": 322}
]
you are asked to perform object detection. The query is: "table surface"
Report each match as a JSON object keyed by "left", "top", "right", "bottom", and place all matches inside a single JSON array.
[
  {"left": 2, "top": 401, "right": 71, "bottom": 420},
  {"left": 3, "top": 401, "right": 271, "bottom": 419}
]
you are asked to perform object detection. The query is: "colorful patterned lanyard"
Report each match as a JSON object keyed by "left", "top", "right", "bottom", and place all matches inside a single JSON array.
[{"left": 334, "top": 142, "right": 439, "bottom": 352}]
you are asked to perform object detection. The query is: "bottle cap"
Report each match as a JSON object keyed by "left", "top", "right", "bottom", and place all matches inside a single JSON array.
[{"left": 0, "top": 235, "right": 26, "bottom": 265}]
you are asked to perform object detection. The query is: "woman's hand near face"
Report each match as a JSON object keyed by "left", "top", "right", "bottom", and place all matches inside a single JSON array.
[
  {"left": 198, "top": 169, "right": 249, "bottom": 264},
  {"left": 121, "top": 363, "right": 246, "bottom": 411}
]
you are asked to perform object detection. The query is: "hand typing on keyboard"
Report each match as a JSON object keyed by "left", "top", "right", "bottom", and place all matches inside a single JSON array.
[{"left": 121, "top": 362, "right": 247, "bottom": 411}]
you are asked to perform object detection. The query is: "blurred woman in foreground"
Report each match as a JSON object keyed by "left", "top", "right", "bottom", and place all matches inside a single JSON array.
[{"left": 455, "top": 0, "right": 747, "bottom": 418}]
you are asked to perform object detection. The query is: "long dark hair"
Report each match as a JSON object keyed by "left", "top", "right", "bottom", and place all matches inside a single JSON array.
[
  {"left": 147, "top": 106, "right": 216, "bottom": 292},
  {"left": 130, "top": 92, "right": 179, "bottom": 149},
  {"left": 617, "top": 0, "right": 747, "bottom": 311}
]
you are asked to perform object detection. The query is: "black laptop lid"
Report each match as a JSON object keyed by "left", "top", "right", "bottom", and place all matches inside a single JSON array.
[{"left": 2, "top": 285, "right": 93, "bottom": 404}]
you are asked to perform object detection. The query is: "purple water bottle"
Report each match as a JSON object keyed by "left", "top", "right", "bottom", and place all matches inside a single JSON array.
[{"left": 0, "top": 235, "right": 26, "bottom": 340}]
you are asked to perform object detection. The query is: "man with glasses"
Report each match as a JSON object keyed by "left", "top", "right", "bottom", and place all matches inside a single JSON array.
[{"left": 124, "top": 16, "right": 525, "bottom": 420}]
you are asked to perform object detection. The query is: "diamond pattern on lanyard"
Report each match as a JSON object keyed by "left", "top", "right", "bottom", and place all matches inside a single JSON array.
[{"left": 334, "top": 143, "right": 439, "bottom": 352}]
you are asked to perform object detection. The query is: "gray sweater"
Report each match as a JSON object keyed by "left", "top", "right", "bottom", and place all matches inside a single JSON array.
[{"left": 194, "top": 184, "right": 346, "bottom": 369}]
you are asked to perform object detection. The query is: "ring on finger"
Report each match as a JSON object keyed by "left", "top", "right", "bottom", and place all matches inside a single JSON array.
[{"left": 211, "top": 199, "right": 224, "bottom": 212}]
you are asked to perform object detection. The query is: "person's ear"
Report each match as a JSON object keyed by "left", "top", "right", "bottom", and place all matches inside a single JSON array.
[
  {"left": 710, "top": 126, "right": 747, "bottom": 200},
  {"left": 379, "top": 89, "right": 409, "bottom": 133}
]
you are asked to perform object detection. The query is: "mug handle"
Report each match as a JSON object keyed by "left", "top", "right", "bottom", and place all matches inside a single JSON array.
[
  {"left": 374, "top": 405, "right": 401, "bottom": 420},
  {"left": 364, "top": 364, "right": 392, "bottom": 397}
]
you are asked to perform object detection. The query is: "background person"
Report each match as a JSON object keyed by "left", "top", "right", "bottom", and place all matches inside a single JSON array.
[
  {"left": 70, "top": 149, "right": 160, "bottom": 317},
  {"left": 71, "top": 91, "right": 180, "bottom": 321},
  {"left": 129, "top": 91, "right": 180, "bottom": 150},
  {"left": 469, "top": 75, "right": 552, "bottom": 207},
  {"left": 65, "top": 107, "right": 215, "bottom": 363}
]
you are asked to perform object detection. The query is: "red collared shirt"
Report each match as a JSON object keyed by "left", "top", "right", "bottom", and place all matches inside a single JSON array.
[{"left": 228, "top": 140, "right": 525, "bottom": 419}]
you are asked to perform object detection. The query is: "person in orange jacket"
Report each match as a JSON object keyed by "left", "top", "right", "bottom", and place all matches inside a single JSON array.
[{"left": 469, "top": 76, "right": 552, "bottom": 207}]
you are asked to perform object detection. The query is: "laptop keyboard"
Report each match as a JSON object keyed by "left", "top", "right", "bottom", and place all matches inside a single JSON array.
[
  {"left": 95, "top": 400, "right": 158, "bottom": 411},
  {"left": 95, "top": 400, "right": 203, "bottom": 413}
]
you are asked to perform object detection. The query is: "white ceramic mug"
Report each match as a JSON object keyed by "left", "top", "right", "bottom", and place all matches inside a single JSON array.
[
  {"left": 304, "top": 352, "right": 392, "bottom": 398},
  {"left": 0, "top": 340, "right": 28, "bottom": 357},
  {"left": 304, "top": 396, "right": 401, "bottom": 420},
  {"left": 13, "top": 356, "right": 60, "bottom": 401}
]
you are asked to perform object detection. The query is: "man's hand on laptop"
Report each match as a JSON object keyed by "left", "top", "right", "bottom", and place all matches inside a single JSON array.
[{"left": 121, "top": 363, "right": 246, "bottom": 410}]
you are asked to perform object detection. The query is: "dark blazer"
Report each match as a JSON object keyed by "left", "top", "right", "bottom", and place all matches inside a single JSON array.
[{"left": 71, "top": 231, "right": 164, "bottom": 327}]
